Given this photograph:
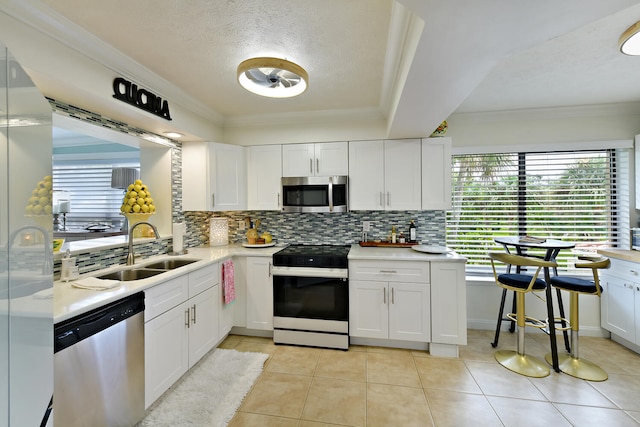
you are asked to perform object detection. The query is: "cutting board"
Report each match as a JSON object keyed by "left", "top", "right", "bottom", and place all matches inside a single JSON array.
[{"left": 358, "top": 241, "right": 415, "bottom": 248}]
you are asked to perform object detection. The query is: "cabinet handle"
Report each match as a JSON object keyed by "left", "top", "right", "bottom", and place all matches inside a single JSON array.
[
  {"left": 277, "top": 193, "right": 280, "bottom": 207},
  {"left": 211, "top": 193, "right": 215, "bottom": 207},
  {"left": 310, "top": 158, "right": 313, "bottom": 174},
  {"left": 386, "top": 192, "right": 390, "bottom": 206},
  {"left": 391, "top": 287, "right": 395, "bottom": 304},
  {"left": 316, "top": 158, "right": 319, "bottom": 174},
  {"left": 185, "top": 308, "right": 190, "bottom": 328},
  {"left": 383, "top": 288, "right": 387, "bottom": 304},
  {"left": 380, "top": 270, "right": 397, "bottom": 274},
  {"left": 192, "top": 304, "right": 197, "bottom": 324},
  {"left": 379, "top": 192, "right": 383, "bottom": 207},
  {"left": 268, "top": 262, "right": 272, "bottom": 277},
  {"left": 631, "top": 270, "right": 638, "bottom": 274}
]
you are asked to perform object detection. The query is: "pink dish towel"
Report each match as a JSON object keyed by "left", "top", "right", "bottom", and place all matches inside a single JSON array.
[{"left": 222, "top": 259, "right": 235, "bottom": 304}]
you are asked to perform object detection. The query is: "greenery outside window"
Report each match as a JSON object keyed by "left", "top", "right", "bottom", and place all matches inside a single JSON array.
[{"left": 446, "top": 149, "right": 629, "bottom": 274}]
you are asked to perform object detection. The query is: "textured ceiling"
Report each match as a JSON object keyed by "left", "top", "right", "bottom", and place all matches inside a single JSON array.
[
  {"left": 10, "top": 0, "right": 640, "bottom": 140},
  {"left": 39, "top": 0, "right": 392, "bottom": 117}
]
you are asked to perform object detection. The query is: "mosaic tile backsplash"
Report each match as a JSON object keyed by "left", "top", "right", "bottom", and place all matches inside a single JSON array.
[{"left": 183, "top": 210, "right": 446, "bottom": 247}]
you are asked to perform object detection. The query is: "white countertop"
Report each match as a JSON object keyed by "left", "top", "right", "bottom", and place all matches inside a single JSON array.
[
  {"left": 348, "top": 244, "right": 466, "bottom": 262},
  {"left": 51, "top": 242, "right": 464, "bottom": 324},
  {"left": 53, "top": 243, "right": 284, "bottom": 323}
]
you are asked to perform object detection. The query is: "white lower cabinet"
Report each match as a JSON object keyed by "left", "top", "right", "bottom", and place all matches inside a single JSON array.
[
  {"left": 144, "top": 263, "right": 220, "bottom": 408},
  {"left": 601, "top": 258, "right": 638, "bottom": 344},
  {"left": 349, "top": 260, "right": 430, "bottom": 342},
  {"left": 349, "top": 280, "right": 430, "bottom": 341},
  {"left": 245, "top": 257, "right": 273, "bottom": 330},
  {"left": 349, "top": 258, "right": 467, "bottom": 356}
]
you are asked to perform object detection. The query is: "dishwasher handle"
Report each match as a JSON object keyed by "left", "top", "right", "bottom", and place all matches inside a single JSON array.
[{"left": 54, "top": 292, "right": 145, "bottom": 353}]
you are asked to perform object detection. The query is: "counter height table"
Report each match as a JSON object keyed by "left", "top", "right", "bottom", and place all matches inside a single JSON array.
[{"left": 493, "top": 236, "right": 575, "bottom": 373}]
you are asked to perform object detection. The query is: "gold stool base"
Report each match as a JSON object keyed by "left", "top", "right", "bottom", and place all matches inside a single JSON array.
[
  {"left": 545, "top": 353, "right": 607, "bottom": 381},
  {"left": 495, "top": 350, "right": 550, "bottom": 378}
]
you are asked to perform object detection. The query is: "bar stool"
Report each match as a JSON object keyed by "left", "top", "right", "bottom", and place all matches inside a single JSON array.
[
  {"left": 544, "top": 256, "right": 610, "bottom": 381},
  {"left": 489, "top": 252, "right": 557, "bottom": 377}
]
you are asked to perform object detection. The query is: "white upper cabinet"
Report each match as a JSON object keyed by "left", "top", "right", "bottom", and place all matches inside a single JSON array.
[
  {"left": 282, "top": 141, "right": 348, "bottom": 177},
  {"left": 248, "top": 145, "right": 282, "bottom": 210},
  {"left": 182, "top": 142, "right": 247, "bottom": 211},
  {"left": 421, "top": 137, "right": 452, "bottom": 210},
  {"left": 349, "top": 139, "right": 421, "bottom": 210}
]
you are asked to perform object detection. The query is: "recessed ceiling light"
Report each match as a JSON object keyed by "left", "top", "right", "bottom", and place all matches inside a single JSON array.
[
  {"left": 237, "top": 57, "right": 308, "bottom": 98},
  {"left": 163, "top": 131, "right": 183, "bottom": 138},
  {"left": 619, "top": 20, "right": 640, "bottom": 55}
]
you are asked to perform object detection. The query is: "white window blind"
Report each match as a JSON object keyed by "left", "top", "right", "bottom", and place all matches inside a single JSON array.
[
  {"left": 446, "top": 149, "right": 629, "bottom": 273},
  {"left": 52, "top": 161, "right": 139, "bottom": 227}
]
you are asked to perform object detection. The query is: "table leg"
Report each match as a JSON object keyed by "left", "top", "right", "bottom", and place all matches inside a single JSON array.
[{"left": 545, "top": 250, "right": 560, "bottom": 373}]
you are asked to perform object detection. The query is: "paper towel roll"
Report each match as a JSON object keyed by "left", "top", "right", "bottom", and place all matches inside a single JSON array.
[{"left": 173, "top": 222, "right": 184, "bottom": 253}]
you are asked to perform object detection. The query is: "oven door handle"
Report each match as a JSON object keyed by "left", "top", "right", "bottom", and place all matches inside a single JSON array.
[{"left": 271, "top": 265, "right": 348, "bottom": 279}]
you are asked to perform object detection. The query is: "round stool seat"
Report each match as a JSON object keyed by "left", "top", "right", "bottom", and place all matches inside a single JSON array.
[
  {"left": 549, "top": 276, "right": 601, "bottom": 294},
  {"left": 498, "top": 273, "right": 546, "bottom": 291}
]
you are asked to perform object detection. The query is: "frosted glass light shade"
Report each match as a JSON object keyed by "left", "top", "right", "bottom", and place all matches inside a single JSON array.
[{"left": 210, "top": 217, "right": 228, "bottom": 246}]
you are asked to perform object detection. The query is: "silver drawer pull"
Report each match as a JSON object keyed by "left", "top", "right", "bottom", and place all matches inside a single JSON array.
[
  {"left": 379, "top": 270, "right": 397, "bottom": 274},
  {"left": 391, "top": 287, "right": 395, "bottom": 304},
  {"left": 185, "top": 308, "right": 190, "bottom": 328},
  {"left": 192, "top": 304, "right": 196, "bottom": 324},
  {"left": 383, "top": 288, "right": 387, "bottom": 304}
]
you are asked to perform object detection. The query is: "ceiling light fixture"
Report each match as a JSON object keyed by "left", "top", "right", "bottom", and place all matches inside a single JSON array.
[
  {"left": 163, "top": 131, "right": 183, "bottom": 138},
  {"left": 237, "top": 57, "right": 308, "bottom": 98},
  {"left": 619, "top": 20, "right": 640, "bottom": 55}
]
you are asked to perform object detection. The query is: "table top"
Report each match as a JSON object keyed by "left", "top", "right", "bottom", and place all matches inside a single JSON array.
[{"left": 494, "top": 236, "right": 575, "bottom": 250}]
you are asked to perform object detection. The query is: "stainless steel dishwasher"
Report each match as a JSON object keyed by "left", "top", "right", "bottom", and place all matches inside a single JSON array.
[{"left": 54, "top": 292, "right": 145, "bottom": 427}]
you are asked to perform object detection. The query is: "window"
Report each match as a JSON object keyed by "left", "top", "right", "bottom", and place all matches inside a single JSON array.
[{"left": 446, "top": 149, "right": 629, "bottom": 274}]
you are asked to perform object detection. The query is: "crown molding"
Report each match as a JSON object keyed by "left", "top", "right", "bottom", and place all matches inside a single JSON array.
[
  {"left": 1, "top": 0, "right": 224, "bottom": 126},
  {"left": 224, "top": 106, "right": 386, "bottom": 128},
  {"left": 451, "top": 101, "right": 640, "bottom": 123}
]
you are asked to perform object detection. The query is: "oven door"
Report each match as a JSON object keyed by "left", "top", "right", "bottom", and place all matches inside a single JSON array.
[{"left": 273, "top": 274, "right": 349, "bottom": 322}]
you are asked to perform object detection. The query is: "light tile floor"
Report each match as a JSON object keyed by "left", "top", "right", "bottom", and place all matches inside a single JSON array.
[{"left": 220, "top": 330, "right": 640, "bottom": 426}]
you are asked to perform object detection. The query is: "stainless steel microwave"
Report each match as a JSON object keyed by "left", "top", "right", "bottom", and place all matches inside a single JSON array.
[
  {"left": 632, "top": 228, "right": 640, "bottom": 250},
  {"left": 281, "top": 176, "right": 348, "bottom": 213}
]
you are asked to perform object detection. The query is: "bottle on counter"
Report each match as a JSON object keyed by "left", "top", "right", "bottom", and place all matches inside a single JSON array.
[
  {"left": 399, "top": 232, "right": 406, "bottom": 244},
  {"left": 391, "top": 226, "right": 397, "bottom": 243},
  {"left": 409, "top": 220, "right": 417, "bottom": 242}
]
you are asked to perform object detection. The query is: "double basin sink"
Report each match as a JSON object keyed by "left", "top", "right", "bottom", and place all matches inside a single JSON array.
[{"left": 96, "top": 258, "right": 200, "bottom": 281}]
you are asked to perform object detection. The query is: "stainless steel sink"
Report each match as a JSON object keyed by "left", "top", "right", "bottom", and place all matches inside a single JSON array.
[
  {"left": 143, "top": 259, "right": 199, "bottom": 270},
  {"left": 96, "top": 268, "right": 166, "bottom": 281}
]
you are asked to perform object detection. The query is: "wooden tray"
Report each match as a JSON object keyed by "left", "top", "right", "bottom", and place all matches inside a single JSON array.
[{"left": 358, "top": 241, "right": 415, "bottom": 248}]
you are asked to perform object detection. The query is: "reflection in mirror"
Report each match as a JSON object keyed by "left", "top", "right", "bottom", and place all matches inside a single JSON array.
[{"left": 52, "top": 114, "right": 140, "bottom": 242}]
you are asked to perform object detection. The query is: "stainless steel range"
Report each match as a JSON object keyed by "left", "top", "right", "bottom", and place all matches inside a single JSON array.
[{"left": 272, "top": 244, "right": 350, "bottom": 350}]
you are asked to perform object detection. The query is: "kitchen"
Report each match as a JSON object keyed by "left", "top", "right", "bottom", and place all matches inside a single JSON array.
[{"left": 3, "top": 1, "right": 640, "bottom": 426}]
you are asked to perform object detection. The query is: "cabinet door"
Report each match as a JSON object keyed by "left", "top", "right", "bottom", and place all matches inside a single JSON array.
[
  {"left": 349, "top": 280, "right": 388, "bottom": 339},
  {"left": 248, "top": 145, "right": 282, "bottom": 210},
  {"left": 315, "top": 142, "right": 348, "bottom": 176},
  {"left": 282, "top": 143, "right": 314, "bottom": 177},
  {"left": 182, "top": 141, "right": 211, "bottom": 211},
  {"left": 246, "top": 257, "right": 273, "bottom": 330},
  {"left": 383, "top": 139, "right": 422, "bottom": 210},
  {"left": 188, "top": 262, "right": 219, "bottom": 298},
  {"left": 421, "top": 137, "right": 452, "bottom": 210},
  {"left": 601, "top": 274, "right": 636, "bottom": 342},
  {"left": 145, "top": 302, "right": 189, "bottom": 408},
  {"left": 388, "top": 282, "right": 430, "bottom": 342},
  {"left": 188, "top": 286, "right": 219, "bottom": 367},
  {"left": 430, "top": 261, "right": 467, "bottom": 345},
  {"left": 211, "top": 143, "right": 247, "bottom": 211},
  {"left": 348, "top": 140, "right": 384, "bottom": 210}
]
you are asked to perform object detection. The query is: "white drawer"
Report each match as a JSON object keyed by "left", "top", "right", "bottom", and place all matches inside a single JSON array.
[
  {"left": 349, "top": 260, "right": 429, "bottom": 283},
  {"left": 145, "top": 275, "right": 189, "bottom": 321},
  {"left": 603, "top": 258, "right": 640, "bottom": 282},
  {"left": 188, "top": 263, "right": 219, "bottom": 297}
]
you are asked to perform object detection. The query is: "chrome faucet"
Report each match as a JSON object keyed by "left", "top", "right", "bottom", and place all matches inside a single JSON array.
[
  {"left": 126, "top": 221, "right": 160, "bottom": 266},
  {"left": 8, "top": 225, "right": 53, "bottom": 275}
]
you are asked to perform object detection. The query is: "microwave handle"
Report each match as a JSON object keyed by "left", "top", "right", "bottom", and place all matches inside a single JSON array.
[{"left": 328, "top": 176, "right": 334, "bottom": 212}]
